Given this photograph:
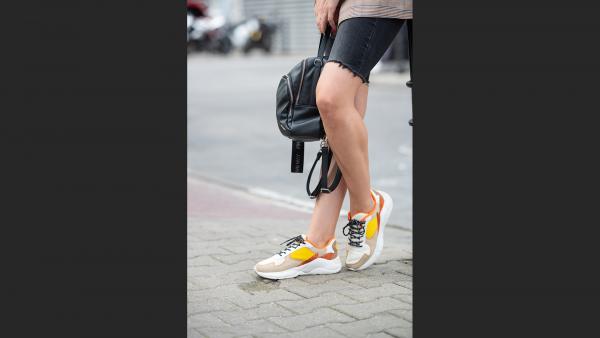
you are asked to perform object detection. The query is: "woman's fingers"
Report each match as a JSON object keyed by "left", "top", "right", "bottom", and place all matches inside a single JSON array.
[
  {"left": 317, "top": 15, "right": 326, "bottom": 33},
  {"left": 315, "top": 0, "right": 340, "bottom": 34},
  {"left": 327, "top": 10, "right": 337, "bottom": 33},
  {"left": 321, "top": 13, "right": 329, "bottom": 33}
]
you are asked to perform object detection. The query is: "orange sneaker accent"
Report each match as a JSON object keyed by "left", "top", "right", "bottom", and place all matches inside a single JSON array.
[
  {"left": 299, "top": 253, "right": 318, "bottom": 266},
  {"left": 376, "top": 190, "right": 385, "bottom": 210},
  {"left": 320, "top": 252, "right": 337, "bottom": 260}
]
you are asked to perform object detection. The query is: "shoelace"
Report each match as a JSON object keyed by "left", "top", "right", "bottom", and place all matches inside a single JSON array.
[
  {"left": 277, "top": 235, "right": 305, "bottom": 256},
  {"left": 343, "top": 219, "right": 366, "bottom": 247}
]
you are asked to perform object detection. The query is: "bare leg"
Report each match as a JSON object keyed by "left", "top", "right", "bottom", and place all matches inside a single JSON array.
[
  {"left": 316, "top": 63, "right": 373, "bottom": 215},
  {"left": 306, "top": 84, "right": 368, "bottom": 247}
]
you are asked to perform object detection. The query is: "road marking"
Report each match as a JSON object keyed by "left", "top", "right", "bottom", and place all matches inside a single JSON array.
[{"left": 188, "top": 168, "right": 348, "bottom": 216}]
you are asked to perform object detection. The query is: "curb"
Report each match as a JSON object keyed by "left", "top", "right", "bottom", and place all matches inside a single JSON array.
[{"left": 187, "top": 168, "right": 412, "bottom": 232}]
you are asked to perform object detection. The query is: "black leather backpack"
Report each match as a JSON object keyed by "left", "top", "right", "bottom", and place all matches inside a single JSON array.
[{"left": 275, "top": 29, "right": 342, "bottom": 198}]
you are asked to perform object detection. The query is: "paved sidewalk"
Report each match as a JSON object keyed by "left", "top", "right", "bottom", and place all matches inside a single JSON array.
[{"left": 188, "top": 174, "right": 413, "bottom": 338}]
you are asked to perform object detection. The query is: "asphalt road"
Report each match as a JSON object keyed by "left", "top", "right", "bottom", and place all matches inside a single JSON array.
[{"left": 188, "top": 53, "right": 413, "bottom": 229}]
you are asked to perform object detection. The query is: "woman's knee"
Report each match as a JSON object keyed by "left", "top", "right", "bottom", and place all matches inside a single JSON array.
[
  {"left": 316, "top": 63, "right": 363, "bottom": 123},
  {"left": 316, "top": 84, "right": 345, "bottom": 123},
  {"left": 316, "top": 89, "right": 335, "bottom": 117}
]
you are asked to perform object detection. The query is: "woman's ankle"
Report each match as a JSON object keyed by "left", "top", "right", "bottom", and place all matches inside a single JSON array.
[
  {"left": 305, "top": 234, "right": 333, "bottom": 248},
  {"left": 349, "top": 193, "right": 376, "bottom": 216}
]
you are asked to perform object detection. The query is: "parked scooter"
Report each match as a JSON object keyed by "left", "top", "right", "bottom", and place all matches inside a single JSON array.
[
  {"left": 230, "top": 17, "right": 277, "bottom": 54},
  {"left": 187, "top": 0, "right": 209, "bottom": 53},
  {"left": 188, "top": 14, "right": 233, "bottom": 54},
  {"left": 188, "top": 12, "right": 277, "bottom": 55}
]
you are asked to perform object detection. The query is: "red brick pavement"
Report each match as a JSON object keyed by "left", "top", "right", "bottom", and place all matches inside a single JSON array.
[{"left": 188, "top": 176, "right": 311, "bottom": 220}]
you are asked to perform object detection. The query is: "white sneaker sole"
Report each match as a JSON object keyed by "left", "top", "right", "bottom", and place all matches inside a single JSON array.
[
  {"left": 348, "top": 190, "right": 394, "bottom": 271},
  {"left": 254, "top": 256, "right": 342, "bottom": 280}
]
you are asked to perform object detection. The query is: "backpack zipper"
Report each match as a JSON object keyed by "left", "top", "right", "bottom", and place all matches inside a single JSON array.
[
  {"left": 295, "top": 59, "right": 307, "bottom": 106},
  {"left": 283, "top": 75, "right": 294, "bottom": 121}
]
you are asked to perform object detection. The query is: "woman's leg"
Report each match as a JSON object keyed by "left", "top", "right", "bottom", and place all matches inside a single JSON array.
[
  {"left": 306, "top": 84, "right": 368, "bottom": 247},
  {"left": 313, "top": 18, "right": 405, "bottom": 219},
  {"left": 316, "top": 64, "right": 373, "bottom": 215}
]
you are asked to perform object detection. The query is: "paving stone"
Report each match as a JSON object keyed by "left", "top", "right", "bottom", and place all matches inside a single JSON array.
[
  {"left": 277, "top": 292, "right": 358, "bottom": 314},
  {"left": 298, "top": 269, "right": 360, "bottom": 284},
  {"left": 188, "top": 297, "right": 240, "bottom": 315},
  {"left": 284, "top": 279, "right": 363, "bottom": 298},
  {"left": 340, "top": 283, "right": 411, "bottom": 302},
  {"left": 195, "top": 260, "right": 256, "bottom": 276},
  {"left": 188, "top": 284, "right": 247, "bottom": 302},
  {"left": 359, "top": 261, "right": 413, "bottom": 278},
  {"left": 213, "top": 303, "right": 294, "bottom": 325},
  {"left": 333, "top": 297, "right": 411, "bottom": 320},
  {"left": 391, "top": 294, "right": 412, "bottom": 304},
  {"left": 269, "top": 308, "right": 354, "bottom": 331},
  {"left": 211, "top": 250, "right": 273, "bottom": 265},
  {"left": 393, "top": 280, "right": 412, "bottom": 290},
  {"left": 395, "top": 261, "right": 413, "bottom": 277},
  {"left": 388, "top": 309, "right": 412, "bottom": 323},
  {"left": 188, "top": 275, "right": 231, "bottom": 290},
  {"left": 190, "top": 280, "right": 302, "bottom": 309},
  {"left": 188, "top": 255, "right": 223, "bottom": 267},
  {"left": 188, "top": 274, "right": 262, "bottom": 291},
  {"left": 328, "top": 313, "right": 411, "bottom": 338},
  {"left": 188, "top": 328, "right": 206, "bottom": 338},
  {"left": 194, "top": 331, "right": 235, "bottom": 338},
  {"left": 277, "top": 276, "right": 312, "bottom": 288},
  {"left": 385, "top": 326, "right": 413, "bottom": 338},
  {"left": 188, "top": 313, "right": 228, "bottom": 329},
  {"left": 367, "top": 332, "right": 395, "bottom": 338},
  {"left": 221, "top": 270, "right": 261, "bottom": 285},
  {"left": 261, "top": 325, "right": 346, "bottom": 338},
  {"left": 188, "top": 245, "right": 231, "bottom": 256},
  {"left": 227, "top": 289, "right": 304, "bottom": 309},
  {"left": 191, "top": 271, "right": 260, "bottom": 291},
  {"left": 197, "top": 319, "right": 287, "bottom": 337},
  {"left": 343, "top": 274, "right": 411, "bottom": 288}
]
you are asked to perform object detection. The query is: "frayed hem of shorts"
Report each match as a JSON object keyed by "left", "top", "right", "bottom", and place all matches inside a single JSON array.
[{"left": 326, "top": 60, "right": 369, "bottom": 84}]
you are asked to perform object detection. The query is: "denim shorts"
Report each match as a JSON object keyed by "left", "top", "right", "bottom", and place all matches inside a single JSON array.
[{"left": 327, "top": 17, "right": 407, "bottom": 83}]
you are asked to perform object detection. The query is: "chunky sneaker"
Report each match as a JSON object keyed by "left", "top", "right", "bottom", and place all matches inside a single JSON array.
[
  {"left": 343, "top": 189, "right": 394, "bottom": 271},
  {"left": 254, "top": 235, "right": 342, "bottom": 280}
]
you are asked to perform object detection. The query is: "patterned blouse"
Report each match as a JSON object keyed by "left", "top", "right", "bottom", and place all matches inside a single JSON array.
[{"left": 339, "top": 0, "right": 413, "bottom": 24}]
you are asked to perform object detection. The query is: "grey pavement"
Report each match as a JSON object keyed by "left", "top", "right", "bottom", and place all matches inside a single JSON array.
[
  {"left": 188, "top": 54, "right": 413, "bottom": 229},
  {"left": 188, "top": 174, "right": 412, "bottom": 338}
]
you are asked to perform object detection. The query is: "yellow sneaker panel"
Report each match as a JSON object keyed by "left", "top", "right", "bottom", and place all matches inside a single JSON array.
[
  {"left": 289, "top": 247, "right": 316, "bottom": 261},
  {"left": 365, "top": 216, "right": 379, "bottom": 239}
]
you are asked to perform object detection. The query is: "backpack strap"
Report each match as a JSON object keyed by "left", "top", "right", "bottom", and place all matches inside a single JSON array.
[
  {"left": 306, "top": 140, "right": 342, "bottom": 199},
  {"left": 317, "top": 26, "right": 334, "bottom": 57}
]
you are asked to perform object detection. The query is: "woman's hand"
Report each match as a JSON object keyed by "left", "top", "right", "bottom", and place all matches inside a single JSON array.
[{"left": 314, "top": 0, "right": 341, "bottom": 34}]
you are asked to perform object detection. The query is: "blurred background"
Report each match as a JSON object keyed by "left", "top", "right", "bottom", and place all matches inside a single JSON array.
[{"left": 187, "top": 0, "right": 413, "bottom": 229}]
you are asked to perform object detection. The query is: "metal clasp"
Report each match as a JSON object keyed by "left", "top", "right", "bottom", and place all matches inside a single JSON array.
[{"left": 320, "top": 137, "right": 328, "bottom": 148}]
